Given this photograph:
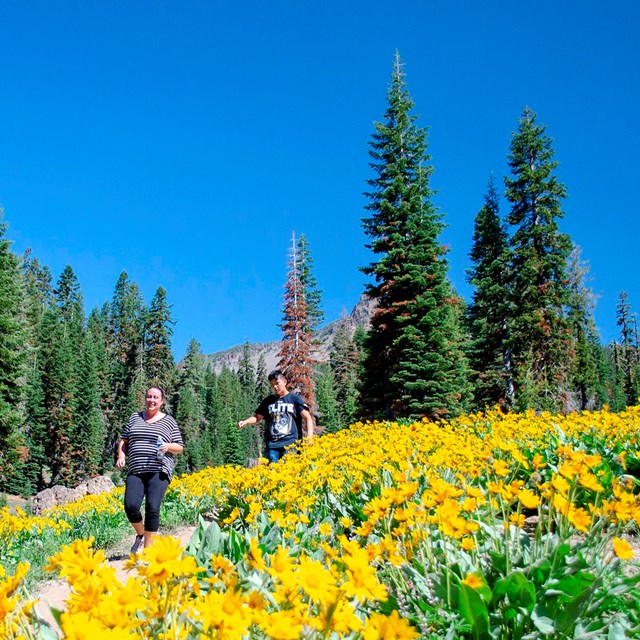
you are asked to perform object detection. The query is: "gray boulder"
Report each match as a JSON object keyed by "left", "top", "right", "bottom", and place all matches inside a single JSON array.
[{"left": 32, "top": 475, "right": 116, "bottom": 515}]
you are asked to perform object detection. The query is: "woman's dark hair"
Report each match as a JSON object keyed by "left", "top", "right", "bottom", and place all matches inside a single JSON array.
[{"left": 146, "top": 386, "right": 165, "bottom": 400}]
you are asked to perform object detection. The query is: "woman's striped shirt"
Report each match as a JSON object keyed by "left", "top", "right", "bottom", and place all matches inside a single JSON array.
[{"left": 121, "top": 412, "right": 183, "bottom": 481}]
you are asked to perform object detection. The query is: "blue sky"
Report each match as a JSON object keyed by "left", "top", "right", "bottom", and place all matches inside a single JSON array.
[{"left": 1, "top": 1, "right": 638, "bottom": 360}]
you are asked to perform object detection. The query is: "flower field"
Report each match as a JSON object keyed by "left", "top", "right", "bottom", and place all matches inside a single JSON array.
[{"left": 2, "top": 407, "right": 640, "bottom": 638}]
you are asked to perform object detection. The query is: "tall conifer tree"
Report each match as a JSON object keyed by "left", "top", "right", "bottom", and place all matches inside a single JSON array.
[
  {"left": 330, "top": 323, "right": 361, "bottom": 427},
  {"left": 38, "top": 266, "right": 86, "bottom": 485},
  {"left": 0, "top": 214, "right": 31, "bottom": 494},
  {"left": 466, "top": 175, "right": 514, "bottom": 409},
  {"left": 504, "top": 107, "right": 573, "bottom": 411},
  {"left": 74, "top": 329, "right": 105, "bottom": 477},
  {"left": 315, "top": 365, "right": 342, "bottom": 433},
  {"left": 106, "top": 272, "right": 145, "bottom": 459},
  {"left": 145, "top": 286, "right": 176, "bottom": 397},
  {"left": 212, "top": 367, "right": 247, "bottom": 465},
  {"left": 297, "top": 234, "right": 324, "bottom": 333},
  {"left": 566, "top": 247, "right": 607, "bottom": 410},
  {"left": 277, "top": 233, "right": 316, "bottom": 412},
  {"left": 360, "top": 53, "right": 471, "bottom": 419},
  {"left": 255, "top": 353, "right": 270, "bottom": 400},
  {"left": 174, "top": 338, "right": 208, "bottom": 473},
  {"left": 238, "top": 341, "right": 256, "bottom": 402},
  {"left": 23, "top": 252, "right": 53, "bottom": 332},
  {"left": 615, "top": 291, "right": 638, "bottom": 405}
]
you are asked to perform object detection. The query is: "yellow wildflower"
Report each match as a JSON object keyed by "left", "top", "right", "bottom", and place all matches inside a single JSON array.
[
  {"left": 461, "top": 572, "right": 484, "bottom": 589},
  {"left": 297, "top": 555, "right": 337, "bottom": 605},
  {"left": 517, "top": 488, "right": 541, "bottom": 510},
  {"left": 363, "top": 609, "right": 419, "bottom": 640},
  {"left": 509, "top": 513, "right": 526, "bottom": 528},
  {"left": 613, "top": 537, "right": 634, "bottom": 560}
]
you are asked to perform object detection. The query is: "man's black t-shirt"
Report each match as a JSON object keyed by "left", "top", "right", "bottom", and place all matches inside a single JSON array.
[{"left": 256, "top": 392, "right": 308, "bottom": 450}]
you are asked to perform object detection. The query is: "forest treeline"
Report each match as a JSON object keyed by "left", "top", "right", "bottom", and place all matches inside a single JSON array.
[{"left": 1, "top": 53, "right": 638, "bottom": 496}]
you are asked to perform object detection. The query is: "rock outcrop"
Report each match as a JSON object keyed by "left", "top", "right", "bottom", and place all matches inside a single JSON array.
[{"left": 32, "top": 475, "right": 116, "bottom": 515}]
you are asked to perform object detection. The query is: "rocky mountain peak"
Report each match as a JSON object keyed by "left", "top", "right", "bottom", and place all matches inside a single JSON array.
[{"left": 205, "top": 294, "right": 374, "bottom": 374}]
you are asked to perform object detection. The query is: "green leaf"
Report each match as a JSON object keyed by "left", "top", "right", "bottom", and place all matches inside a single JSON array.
[
  {"left": 546, "top": 571, "right": 595, "bottom": 602},
  {"left": 493, "top": 572, "right": 536, "bottom": 612},
  {"left": 228, "top": 528, "right": 246, "bottom": 564},
  {"left": 553, "top": 580, "right": 594, "bottom": 633},
  {"left": 529, "top": 558, "right": 552, "bottom": 586},
  {"left": 531, "top": 607, "right": 556, "bottom": 636},
  {"left": 379, "top": 595, "right": 399, "bottom": 616},
  {"left": 458, "top": 584, "right": 490, "bottom": 640}
]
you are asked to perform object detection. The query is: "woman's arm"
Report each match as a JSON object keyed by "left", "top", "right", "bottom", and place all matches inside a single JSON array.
[
  {"left": 116, "top": 439, "right": 127, "bottom": 469},
  {"left": 160, "top": 441, "right": 184, "bottom": 455}
]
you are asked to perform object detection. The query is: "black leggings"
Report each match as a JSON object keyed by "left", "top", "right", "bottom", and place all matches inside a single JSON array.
[{"left": 124, "top": 472, "right": 170, "bottom": 532}]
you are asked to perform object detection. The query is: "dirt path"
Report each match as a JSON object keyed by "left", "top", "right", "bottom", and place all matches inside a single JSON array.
[{"left": 32, "top": 525, "right": 197, "bottom": 636}]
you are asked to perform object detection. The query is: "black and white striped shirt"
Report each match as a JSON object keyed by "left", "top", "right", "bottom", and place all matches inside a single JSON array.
[{"left": 121, "top": 412, "right": 183, "bottom": 481}]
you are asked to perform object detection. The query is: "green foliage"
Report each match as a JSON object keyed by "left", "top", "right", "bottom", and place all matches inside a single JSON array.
[
  {"left": 360, "top": 52, "right": 471, "bottom": 420},
  {"left": 504, "top": 107, "right": 573, "bottom": 412},
  {"left": 329, "top": 323, "right": 361, "bottom": 428},
  {"left": 145, "top": 286, "right": 176, "bottom": 402},
  {"left": 315, "top": 364, "right": 343, "bottom": 433},
  {"left": 174, "top": 339, "right": 209, "bottom": 473},
  {"left": 565, "top": 247, "right": 611, "bottom": 410},
  {"left": 213, "top": 367, "right": 251, "bottom": 466},
  {"left": 0, "top": 214, "right": 31, "bottom": 495},
  {"left": 105, "top": 272, "right": 147, "bottom": 459},
  {"left": 297, "top": 233, "right": 324, "bottom": 334},
  {"left": 614, "top": 292, "right": 640, "bottom": 406},
  {"left": 466, "top": 175, "right": 514, "bottom": 410},
  {"left": 277, "top": 232, "right": 317, "bottom": 411}
]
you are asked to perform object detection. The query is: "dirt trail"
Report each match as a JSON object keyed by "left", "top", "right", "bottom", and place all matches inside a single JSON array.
[{"left": 32, "top": 525, "right": 197, "bottom": 636}]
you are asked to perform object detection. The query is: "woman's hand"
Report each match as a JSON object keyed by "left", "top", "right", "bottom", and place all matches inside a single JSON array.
[
  {"left": 161, "top": 442, "right": 184, "bottom": 455},
  {"left": 116, "top": 453, "right": 126, "bottom": 469}
]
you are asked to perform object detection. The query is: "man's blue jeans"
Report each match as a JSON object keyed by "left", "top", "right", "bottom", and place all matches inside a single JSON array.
[{"left": 266, "top": 447, "right": 286, "bottom": 463}]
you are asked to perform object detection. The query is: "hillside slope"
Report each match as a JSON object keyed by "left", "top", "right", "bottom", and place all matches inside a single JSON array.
[{"left": 204, "top": 294, "right": 374, "bottom": 373}]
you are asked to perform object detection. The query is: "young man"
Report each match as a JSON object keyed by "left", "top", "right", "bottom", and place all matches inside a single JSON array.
[{"left": 238, "top": 369, "right": 314, "bottom": 462}]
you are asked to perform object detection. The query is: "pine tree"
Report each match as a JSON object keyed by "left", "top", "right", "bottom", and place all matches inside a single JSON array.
[
  {"left": 21, "top": 251, "right": 53, "bottom": 491},
  {"left": 0, "top": 213, "right": 31, "bottom": 494},
  {"left": 297, "top": 234, "right": 324, "bottom": 333},
  {"left": 238, "top": 341, "right": 256, "bottom": 402},
  {"left": 255, "top": 353, "right": 270, "bottom": 400},
  {"left": 106, "top": 272, "right": 145, "bottom": 460},
  {"left": 315, "top": 364, "right": 342, "bottom": 433},
  {"left": 236, "top": 341, "right": 262, "bottom": 460},
  {"left": 74, "top": 329, "right": 106, "bottom": 477},
  {"left": 174, "top": 339, "right": 208, "bottom": 473},
  {"left": 565, "top": 247, "right": 607, "bottom": 410},
  {"left": 40, "top": 265, "right": 86, "bottom": 485},
  {"left": 615, "top": 291, "right": 638, "bottom": 405},
  {"left": 329, "top": 323, "right": 361, "bottom": 427},
  {"left": 23, "top": 365, "right": 48, "bottom": 491},
  {"left": 466, "top": 175, "right": 514, "bottom": 409},
  {"left": 145, "top": 287, "right": 175, "bottom": 399},
  {"left": 212, "top": 367, "right": 248, "bottom": 466},
  {"left": 277, "top": 233, "right": 316, "bottom": 411},
  {"left": 360, "top": 52, "right": 471, "bottom": 419},
  {"left": 23, "top": 251, "right": 53, "bottom": 331},
  {"left": 504, "top": 107, "right": 573, "bottom": 411}
]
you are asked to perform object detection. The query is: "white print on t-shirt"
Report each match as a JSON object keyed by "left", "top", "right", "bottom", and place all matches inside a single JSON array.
[{"left": 268, "top": 401, "right": 295, "bottom": 440}]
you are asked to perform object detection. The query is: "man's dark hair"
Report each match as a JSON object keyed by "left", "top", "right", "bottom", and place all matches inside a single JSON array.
[{"left": 267, "top": 369, "right": 286, "bottom": 381}]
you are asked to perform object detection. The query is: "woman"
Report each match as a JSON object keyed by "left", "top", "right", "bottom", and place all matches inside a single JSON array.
[{"left": 116, "top": 386, "right": 184, "bottom": 552}]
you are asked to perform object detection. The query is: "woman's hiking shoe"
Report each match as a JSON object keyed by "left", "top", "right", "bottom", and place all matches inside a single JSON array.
[{"left": 130, "top": 535, "right": 144, "bottom": 554}]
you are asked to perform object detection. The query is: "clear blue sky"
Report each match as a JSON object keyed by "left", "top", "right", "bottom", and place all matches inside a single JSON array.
[{"left": 1, "top": 1, "right": 638, "bottom": 360}]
